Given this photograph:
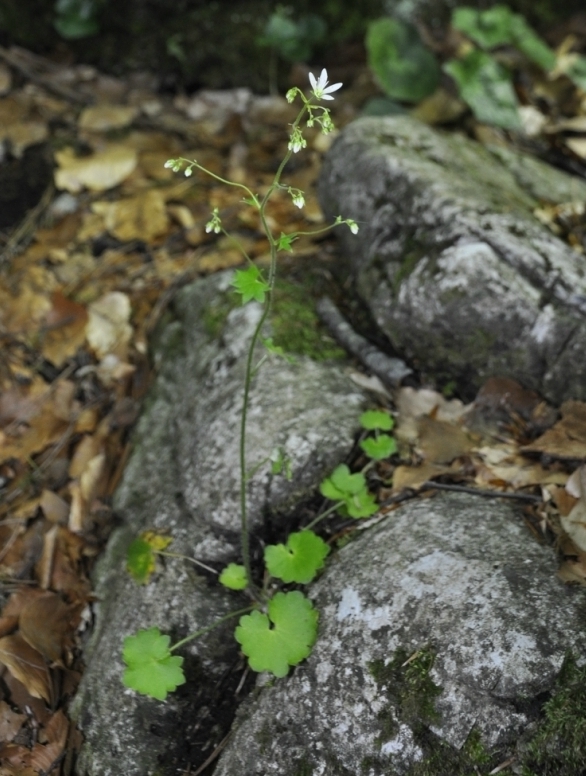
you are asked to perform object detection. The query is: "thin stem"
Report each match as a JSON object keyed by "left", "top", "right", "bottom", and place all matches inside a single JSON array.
[
  {"left": 157, "top": 550, "right": 218, "bottom": 575},
  {"left": 170, "top": 606, "right": 254, "bottom": 652},
  {"left": 239, "top": 291, "right": 272, "bottom": 591},
  {"left": 177, "top": 158, "right": 258, "bottom": 202},
  {"left": 220, "top": 228, "right": 254, "bottom": 265},
  {"left": 304, "top": 500, "right": 345, "bottom": 531}
]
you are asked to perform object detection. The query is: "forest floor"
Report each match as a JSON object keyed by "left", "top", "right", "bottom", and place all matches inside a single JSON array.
[{"left": 1, "top": 18, "right": 586, "bottom": 774}]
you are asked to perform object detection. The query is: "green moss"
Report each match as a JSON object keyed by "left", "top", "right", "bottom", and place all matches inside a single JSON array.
[
  {"left": 405, "top": 727, "right": 509, "bottom": 776},
  {"left": 271, "top": 279, "right": 346, "bottom": 361},
  {"left": 368, "top": 647, "right": 512, "bottom": 776},
  {"left": 201, "top": 292, "right": 236, "bottom": 339},
  {"left": 520, "top": 654, "right": 586, "bottom": 776},
  {"left": 369, "top": 646, "right": 442, "bottom": 741},
  {"left": 293, "top": 757, "right": 314, "bottom": 776},
  {"left": 256, "top": 720, "right": 273, "bottom": 756}
]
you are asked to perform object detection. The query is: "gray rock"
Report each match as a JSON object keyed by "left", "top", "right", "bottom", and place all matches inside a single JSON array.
[
  {"left": 318, "top": 115, "right": 586, "bottom": 403},
  {"left": 72, "top": 271, "right": 369, "bottom": 776},
  {"left": 215, "top": 493, "right": 586, "bottom": 776}
]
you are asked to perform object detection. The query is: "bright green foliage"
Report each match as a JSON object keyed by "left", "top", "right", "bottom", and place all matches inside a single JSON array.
[
  {"left": 320, "top": 464, "right": 378, "bottom": 518},
  {"left": 219, "top": 563, "right": 248, "bottom": 590},
  {"left": 127, "top": 538, "right": 155, "bottom": 584},
  {"left": 122, "top": 628, "right": 185, "bottom": 700},
  {"left": 127, "top": 531, "right": 173, "bottom": 584},
  {"left": 321, "top": 463, "right": 366, "bottom": 498},
  {"left": 452, "top": 5, "right": 555, "bottom": 70},
  {"left": 270, "top": 447, "right": 293, "bottom": 479},
  {"left": 277, "top": 233, "right": 296, "bottom": 252},
  {"left": 344, "top": 488, "right": 379, "bottom": 518},
  {"left": 360, "top": 409, "right": 394, "bottom": 431},
  {"left": 366, "top": 18, "right": 440, "bottom": 103},
  {"left": 444, "top": 50, "right": 522, "bottom": 130},
  {"left": 262, "top": 337, "right": 295, "bottom": 364},
  {"left": 232, "top": 265, "right": 270, "bottom": 304},
  {"left": 265, "top": 530, "right": 330, "bottom": 584},
  {"left": 54, "top": 0, "right": 101, "bottom": 39},
  {"left": 259, "top": 10, "right": 327, "bottom": 63},
  {"left": 235, "top": 591, "right": 318, "bottom": 677},
  {"left": 360, "top": 434, "right": 397, "bottom": 460}
]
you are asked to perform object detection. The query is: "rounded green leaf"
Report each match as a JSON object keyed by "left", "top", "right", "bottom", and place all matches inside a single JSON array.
[
  {"left": 122, "top": 627, "right": 185, "bottom": 700},
  {"left": 219, "top": 563, "right": 248, "bottom": 590},
  {"left": 360, "top": 434, "right": 398, "bottom": 461},
  {"left": 444, "top": 50, "right": 521, "bottom": 130},
  {"left": 126, "top": 538, "right": 155, "bottom": 584},
  {"left": 265, "top": 530, "right": 330, "bottom": 584},
  {"left": 360, "top": 410, "right": 394, "bottom": 431},
  {"left": 330, "top": 464, "right": 366, "bottom": 495},
  {"left": 235, "top": 591, "right": 318, "bottom": 677},
  {"left": 366, "top": 18, "right": 440, "bottom": 103},
  {"left": 346, "top": 489, "right": 378, "bottom": 519}
]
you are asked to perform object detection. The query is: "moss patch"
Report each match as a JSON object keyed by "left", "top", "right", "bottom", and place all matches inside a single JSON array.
[
  {"left": 271, "top": 279, "right": 346, "bottom": 361},
  {"left": 368, "top": 647, "right": 511, "bottom": 776},
  {"left": 369, "top": 646, "right": 442, "bottom": 741},
  {"left": 520, "top": 653, "right": 586, "bottom": 776},
  {"left": 201, "top": 291, "right": 236, "bottom": 339}
]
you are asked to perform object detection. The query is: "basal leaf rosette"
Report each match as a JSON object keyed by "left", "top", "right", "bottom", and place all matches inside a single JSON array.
[
  {"left": 122, "top": 627, "right": 185, "bottom": 700},
  {"left": 235, "top": 591, "right": 318, "bottom": 677},
  {"left": 320, "top": 464, "right": 378, "bottom": 518},
  {"left": 265, "top": 530, "right": 330, "bottom": 584}
]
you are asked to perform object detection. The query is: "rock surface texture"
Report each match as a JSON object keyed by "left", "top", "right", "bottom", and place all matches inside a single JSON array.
[
  {"left": 318, "top": 115, "right": 586, "bottom": 404},
  {"left": 71, "top": 271, "right": 369, "bottom": 775},
  {"left": 215, "top": 493, "right": 586, "bottom": 776}
]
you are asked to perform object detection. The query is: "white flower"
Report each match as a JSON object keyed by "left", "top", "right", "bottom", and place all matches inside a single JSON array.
[
  {"left": 291, "top": 191, "right": 305, "bottom": 208},
  {"left": 288, "top": 128, "right": 307, "bottom": 154},
  {"left": 348, "top": 220, "right": 359, "bottom": 235},
  {"left": 309, "top": 68, "right": 342, "bottom": 101}
]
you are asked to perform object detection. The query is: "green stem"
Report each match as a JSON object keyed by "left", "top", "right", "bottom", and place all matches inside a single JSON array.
[
  {"left": 169, "top": 606, "right": 253, "bottom": 652},
  {"left": 157, "top": 550, "right": 218, "bottom": 575},
  {"left": 177, "top": 158, "right": 258, "bottom": 202},
  {"left": 239, "top": 287, "right": 273, "bottom": 592},
  {"left": 304, "top": 500, "right": 345, "bottom": 531}
]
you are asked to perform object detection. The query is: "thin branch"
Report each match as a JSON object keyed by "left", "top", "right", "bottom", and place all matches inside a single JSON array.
[{"left": 316, "top": 297, "right": 412, "bottom": 389}]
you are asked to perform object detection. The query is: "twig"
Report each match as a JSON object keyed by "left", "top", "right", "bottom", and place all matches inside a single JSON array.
[
  {"left": 316, "top": 296, "right": 412, "bottom": 388},
  {"left": 191, "top": 732, "right": 232, "bottom": 776},
  {"left": 0, "top": 183, "right": 54, "bottom": 267},
  {"left": 0, "top": 46, "right": 94, "bottom": 105},
  {"left": 420, "top": 480, "right": 542, "bottom": 503}
]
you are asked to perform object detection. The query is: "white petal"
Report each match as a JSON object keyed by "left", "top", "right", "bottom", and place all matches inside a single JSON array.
[
  {"left": 317, "top": 68, "right": 328, "bottom": 90},
  {"left": 323, "top": 82, "right": 342, "bottom": 94},
  {"left": 322, "top": 94, "right": 334, "bottom": 100},
  {"left": 309, "top": 72, "right": 318, "bottom": 91}
]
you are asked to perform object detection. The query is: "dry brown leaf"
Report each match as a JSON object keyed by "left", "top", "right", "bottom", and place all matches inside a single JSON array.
[
  {"left": 69, "top": 434, "right": 103, "bottom": 478},
  {"left": 19, "top": 591, "right": 74, "bottom": 665},
  {"left": 39, "top": 489, "right": 69, "bottom": 524},
  {"left": 0, "top": 700, "right": 26, "bottom": 743},
  {"left": 30, "top": 709, "right": 68, "bottom": 772},
  {"left": 42, "top": 292, "right": 89, "bottom": 367},
  {"left": 523, "top": 400, "right": 586, "bottom": 459},
  {"left": 417, "top": 416, "right": 472, "bottom": 464},
  {"left": 54, "top": 143, "right": 138, "bottom": 193},
  {"left": 79, "top": 103, "right": 138, "bottom": 131},
  {"left": 0, "top": 634, "right": 52, "bottom": 703},
  {"left": 560, "top": 466, "right": 586, "bottom": 551},
  {"left": 2, "top": 121, "right": 48, "bottom": 158},
  {"left": 566, "top": 137, "right": 586, "bottom": 159},
  {"left": 92, "top": 189, "right": 169, "bottom": 241},
  {"left": 86, "top": 291, "right": 132, "bottom": 358},
  {"left": 392, "top": 462, "right": 451, "bottom": 490}
]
